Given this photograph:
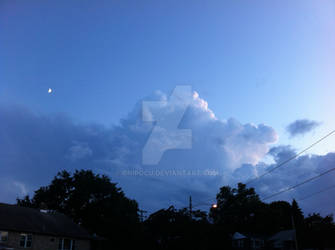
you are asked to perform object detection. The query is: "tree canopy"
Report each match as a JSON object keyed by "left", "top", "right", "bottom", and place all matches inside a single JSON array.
[
  {"left": 16, "top": 176, "right": 335, "bottom": 250},
  {"left": 17, "top": 170, "right": 139, "bottom": 249}
]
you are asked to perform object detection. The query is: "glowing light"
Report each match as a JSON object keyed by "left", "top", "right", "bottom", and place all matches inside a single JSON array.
[
  {"left": 212, "top": 204, "right": 217, "bottom": 209},
  {"left": 48, "top": 88, "right": 52, "bottom": 93}
]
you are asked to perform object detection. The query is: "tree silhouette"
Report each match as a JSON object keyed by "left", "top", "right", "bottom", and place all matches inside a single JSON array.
[
  {"left": 17, "top": 170, "right": 140, "bottom": 249},
  {"left": 16, "top": 178, "right": 335, "bottom": 250},
  {"left": 210, "top": 183, "right": 265, "bottom": 233}
]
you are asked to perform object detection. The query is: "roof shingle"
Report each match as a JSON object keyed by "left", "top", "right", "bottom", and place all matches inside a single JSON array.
[{"left": 0, "top": 204, "right": 92, "bottom": 239}]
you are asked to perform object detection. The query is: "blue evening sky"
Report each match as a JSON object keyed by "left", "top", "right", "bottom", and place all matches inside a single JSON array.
[{"left": 1, "top": 0, "right": 335, "bottom": 155}]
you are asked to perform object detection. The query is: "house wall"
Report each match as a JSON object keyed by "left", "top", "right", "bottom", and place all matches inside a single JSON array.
[
  {"left": 232, "top": 238, "right": 264, "bottom": 250},
  {"left": 1, "top": 230, "right": 90, "bottom": 250}
]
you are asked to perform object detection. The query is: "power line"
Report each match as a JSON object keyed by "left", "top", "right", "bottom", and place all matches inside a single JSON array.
[
  {"left": 192, "top": 196, "right": 217, "bottom": 209},
  {"left": 193, "top": 172, "right": 335, "bottom": 209},
  {"left": 262, "top": 167, "right": 335, "bottom": 201},
  {"left": 246, "top": 130, "right": 335, "bottom": 185},
  {"left": 298, "top": 184, "right": 335, "bottom": 202},
  {"left": 192, "top": 202, "right": 214, "bottom": 209},
  {"left": 180, "top": 130, "right": 335, "bottom": 210}
]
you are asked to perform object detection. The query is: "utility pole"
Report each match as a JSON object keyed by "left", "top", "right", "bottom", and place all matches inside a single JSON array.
[
  {"left": 189, "top": 195, "right": 192, "bottom": 218},
  {"left": 291, "top": 214, "right": 299, "bottom": 250},
  {"left": 139, "top": 209, "right": 147, "bottom": 222}
]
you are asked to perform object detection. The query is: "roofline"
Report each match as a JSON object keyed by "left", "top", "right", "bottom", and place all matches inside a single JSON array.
[{"left": 0, "top": 228, "right": 94, "bottom": 240}]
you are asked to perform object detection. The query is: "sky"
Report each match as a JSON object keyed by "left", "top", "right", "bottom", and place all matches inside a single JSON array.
[{"left": 1, "top": 0, "right": 335, "bottom": 215}]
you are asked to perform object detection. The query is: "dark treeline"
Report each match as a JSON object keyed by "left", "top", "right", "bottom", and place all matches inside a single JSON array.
[{"left": 17, "top": 170, "right": 335, "bottom": 250}]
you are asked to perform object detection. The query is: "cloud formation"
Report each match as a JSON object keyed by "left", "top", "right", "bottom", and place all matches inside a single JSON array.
[
  {"left": 0, "top": 92, "right": 333, "bottom": 215},
  {"left": 234, "top": 146, "right": 335, "bottom": 216},
  {"left": 286, "top": 119, "right": 320, "bottom": 137}
]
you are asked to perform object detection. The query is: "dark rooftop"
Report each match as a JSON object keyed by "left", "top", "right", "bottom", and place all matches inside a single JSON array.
[{"left": 0, "top": 204, "right": 92, "bottom": 239}]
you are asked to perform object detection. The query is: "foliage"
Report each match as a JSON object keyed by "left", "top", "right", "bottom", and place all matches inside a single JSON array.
[
  {"left": 17, "top": 177, "right": 335, "bottom": 250},
  {"left": 143, "top": 206, "right": 211, "bottom": 250},
  {"left": 17, "top": 170, "right": 139, "bottom": 249}
]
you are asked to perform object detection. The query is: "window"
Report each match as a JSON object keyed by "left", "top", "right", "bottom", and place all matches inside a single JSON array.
[
  {"left": 255, "top": 240, "right": 262, "bottom": 248},
  {"left": 19, "top": 234, "right": 32, "bottom": 248},
  {"left": 237, "top": 239, "right": 244, "bottom": 248},
  {"left": 58, "top": 238, "right": 75, "bottom": 250},
  {"left": 0, "top": 231, "right": 8, "bottom": 241}
]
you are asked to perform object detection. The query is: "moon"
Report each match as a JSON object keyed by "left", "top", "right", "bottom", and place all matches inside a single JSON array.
[{"left": 48, "top": 88, "right": 52, "bottom": 93}]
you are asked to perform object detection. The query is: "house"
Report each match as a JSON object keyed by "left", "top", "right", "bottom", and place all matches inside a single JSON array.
[
  {"left": 0, "top": 203, "right": 93, "bottom": 250},
  {"left": 232, "top": 232, "right": 265, "bottom": 250},
  {"left": 0, "top": 242, "right": 14, "bottom": 250},
  {"left": 268, "top": 229, "right": 296, "bottom": 250},
  {"left": 232, "top": 230, "right": 297, "bottom": 250}
]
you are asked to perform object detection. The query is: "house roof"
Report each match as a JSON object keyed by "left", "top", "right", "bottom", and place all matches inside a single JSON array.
[
  {"left": 232, "top": 232, "right": 247, "bottom": 240},
  {"left": 0, "top": 204, "right": 92, "bottom": 239},
  {"left": 269, "top": 229, "right": 295, "bottom": 242},
  {"left": 232, "top": 232, "right": 269, "bottom": 240}
]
